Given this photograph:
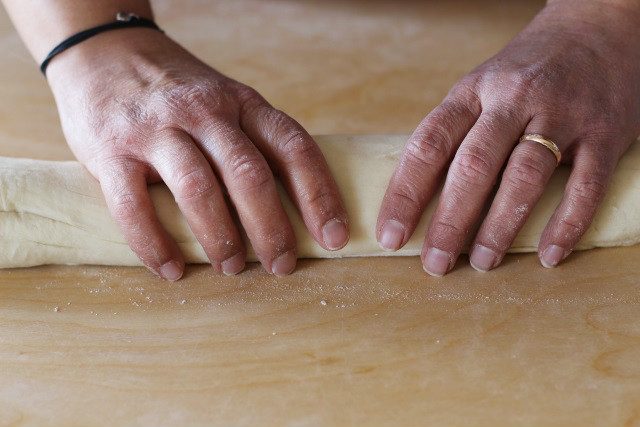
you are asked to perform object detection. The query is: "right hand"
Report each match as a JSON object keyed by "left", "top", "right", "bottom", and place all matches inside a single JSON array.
[{"left": 45, "top": 28, "right": 349, "bottom": 280}]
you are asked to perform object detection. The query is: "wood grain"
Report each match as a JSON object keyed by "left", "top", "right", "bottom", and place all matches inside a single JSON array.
[
  {"left": 2, "top": 1, "right": 639, "bottom": 426},
  {"left": 1, "top": 250, "right": 640, "bottom": 426}
]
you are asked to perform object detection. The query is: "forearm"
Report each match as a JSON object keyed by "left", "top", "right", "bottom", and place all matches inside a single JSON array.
[{"left": 1, "top": 0, "right": 153, "bottom": 62}]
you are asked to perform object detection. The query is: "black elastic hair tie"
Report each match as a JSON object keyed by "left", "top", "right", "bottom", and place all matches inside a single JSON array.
[{"left": 40, "top": 12, "right": 163, "bottom": 76}]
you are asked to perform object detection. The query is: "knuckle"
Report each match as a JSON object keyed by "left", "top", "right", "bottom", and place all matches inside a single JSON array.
[
  {"left": 99, "top": 154, "right": 141, "bottom": 176},
  {"left": 570, "top": 178, "right": 607, "bottom": 209},
  {"left": 431, "top": 218, "right": 466, "bottom": 240},
  {"left": 263, "top": 108, "right": 316, "bottom": 159},
  {"left": 304, "top": 184, "right": 335, "bottom": 211},
  {"left": 391, "top": 190, "right": 420, "bottom": 210},
  {"left": 386, "top": 191, "right": 421, "bottom": 219},
  {"left": 478, "top": 64, "right": 559, "bottom": 106},
  {"left": 238, "top": 86, "right": 269, "bottom": 119},
  {"left": 174, "top": 168, "right": 217, "bottom": 202},
  {"left": 98, "top": 157, "right": 146, "bottom": 222},
  {"left": 228, "top": 154, "right": 273, "bottom": 192},
  {"left": 201, "top": 120, "right": 238, "bottom": 141},
  {"left": 388, "top": 183, "right": 424, "bottom": 212},
  {"left": 160, "top": 79, "right": 236, "bottom": 124},
  {"left": 175, "top": 87, "right": 212, "bottom": 112},
  {"left": 97, "top": 132, "right": 140, "bottom": 159},
  {"left": 452, "top": 145, "right": 494, "bottom": 184},
  {"left": 558, "top": 216, "right": 586, "bottom": 236},
  {"left": 407, "top": 124, "right": 452, "bottom": 168},
  {"left": 110, "top": 190, "right": 141, "bottom": 222},
  {"left": 276, "top": 126, "right": 316, "bottom": 160},
  {"left": 447, "top": 82, "right": 482, "bottom": 114},
  {"left": 505, "top": 157, "right": 548, "bottom": 192},
  {"left": 474, "top": 110, "right": 522, "bottom": 134},
  {"left": 236, "top": 85, "right": 264, "bottom": 107}
]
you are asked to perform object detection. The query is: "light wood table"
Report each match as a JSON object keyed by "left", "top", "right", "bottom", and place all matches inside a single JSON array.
[{"left": 1, "top": 1, "right": 639, "bottom": 426}]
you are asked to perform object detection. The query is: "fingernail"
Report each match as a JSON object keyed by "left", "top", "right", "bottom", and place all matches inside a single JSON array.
[
  {"left": 221, "top": 253, "right": 245, "bottom": 276},
  {"left": 540, "top": 244, "right": 569, "bottom": 268},
  {"left": 322, "top": 219, "right": 349, "bottom": 250},
  {"left": 159, "top": 260, "right": 183, "bottom": 281},
  {"left": 379, "top": 220, "right": 405, "bottom": 251},
  {"left": 271, "top": 251, "right": 297, "bottom": 276},
  {"left": 470, "top": 245, "right": 499, "bottom": 272},
  {"left": 423, "top": 247, "right": 451, "bottom": 277}
]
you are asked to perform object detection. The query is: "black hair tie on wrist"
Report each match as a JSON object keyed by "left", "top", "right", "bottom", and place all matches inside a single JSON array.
[{"left": 40, "top": 12, "right": 164, "bottom": 76}]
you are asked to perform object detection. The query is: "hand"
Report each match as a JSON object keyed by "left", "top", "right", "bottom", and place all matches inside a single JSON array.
[
  {"left": 46, "top": 28, "right": 349, "bottom": 280},
  {"left": 377, "top": 0, "right": 640, "bottom": 275}
]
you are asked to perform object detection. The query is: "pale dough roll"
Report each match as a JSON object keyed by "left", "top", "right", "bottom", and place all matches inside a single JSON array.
[{"left": 1, "top": 135, "right": 639, "bottom": 267}]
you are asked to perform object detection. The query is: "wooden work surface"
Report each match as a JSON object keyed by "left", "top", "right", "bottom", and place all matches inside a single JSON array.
[{"left": 1, "top": 1, "right": 639, "bottom": 426}]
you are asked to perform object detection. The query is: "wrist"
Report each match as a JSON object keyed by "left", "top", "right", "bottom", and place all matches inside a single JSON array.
[
  {"left": 46, "top": 28, "right": 172, "bottom": 93},
  {"left": 3, "top": 1, "right": 154, "bottom": 63}
]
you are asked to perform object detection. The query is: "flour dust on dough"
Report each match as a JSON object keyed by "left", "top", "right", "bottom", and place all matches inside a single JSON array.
[{"left": 1, "top": 135, "right": 639, "bottom": 267}]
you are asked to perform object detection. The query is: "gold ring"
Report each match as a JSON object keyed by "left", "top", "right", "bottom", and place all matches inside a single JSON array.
[{"left": 519, "top": 134, "right": 561, "bottom": 165}]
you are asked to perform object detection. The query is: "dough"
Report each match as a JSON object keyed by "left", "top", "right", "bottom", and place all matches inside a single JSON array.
[{"left": 1, "top": 135, "right": 639, "bottom": 267}]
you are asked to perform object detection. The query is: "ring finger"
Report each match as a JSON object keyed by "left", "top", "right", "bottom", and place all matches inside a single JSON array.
[{"left": 469, "top": 125, "right": 567, "bottom": 271}]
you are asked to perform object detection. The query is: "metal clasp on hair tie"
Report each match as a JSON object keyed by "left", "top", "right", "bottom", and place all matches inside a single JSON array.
[{"left": 116, "top": 12, "right": 140, "bottom": 22}]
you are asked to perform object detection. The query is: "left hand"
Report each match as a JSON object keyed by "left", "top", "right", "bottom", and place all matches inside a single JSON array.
[{"left": 376, "top": 0, "right": 640, "bottom": 275}]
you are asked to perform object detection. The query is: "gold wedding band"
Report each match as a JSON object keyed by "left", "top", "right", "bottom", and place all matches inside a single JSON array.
[{"left": 519, "top": 133, "right": 562, "bottom": 165}]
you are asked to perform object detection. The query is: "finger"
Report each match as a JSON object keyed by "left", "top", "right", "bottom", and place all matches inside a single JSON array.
[
  {"left": 99, "top": 157, "right": 185, "bottom": 281},
  {"left": 422, "top": 109, "right": 526, "bottom": 276},
  {"left": 148, "top": 129, "right": 246, "bottom": 276},
  {"left": 469, "top": 128, "right": 562, "bottom": 272},
  {"left": 192, "top": 121, "right": 297, "bottom": 276},
  {"left": 376, "top": 86, "right": 481, "bottom": 251},
  {"left": 537, "top": 143, "right": 615, "bottom": 268},
  {"left": 238, "top": 89, "right": 349, "bottom": 250}
]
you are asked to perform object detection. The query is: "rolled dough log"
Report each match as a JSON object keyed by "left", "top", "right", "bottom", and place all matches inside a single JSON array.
[{"left": 1, "top": 135, "right": 639, "bottom": 267}]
